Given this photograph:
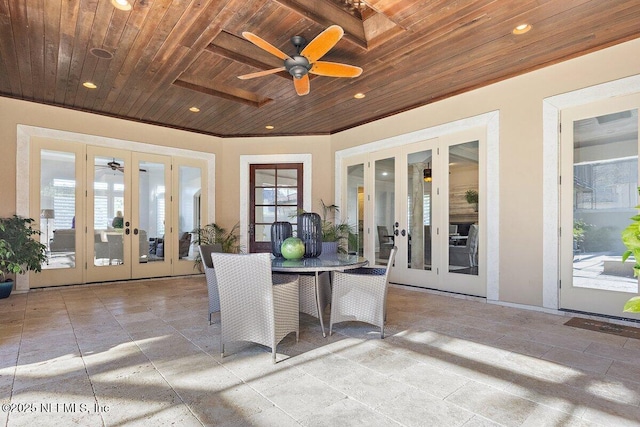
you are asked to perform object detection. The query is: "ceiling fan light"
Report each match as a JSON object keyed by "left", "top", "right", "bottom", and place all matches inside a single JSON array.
[
  {"left": 83, "top": 81, "right": 97, "bottom": 89},
  {"left": 354, "top": 92, "right": 365, "bottom": 99},
  {"left": 111, "top": 0, "right": 132, "bottom": 11}
]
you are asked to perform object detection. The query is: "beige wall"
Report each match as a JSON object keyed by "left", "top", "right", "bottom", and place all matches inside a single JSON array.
[
  {"left": 2, "top": 38, "right": 640, "bottom": 308},
  {"left": 331, "top": 38, "right": 640, "bottom": 307}
]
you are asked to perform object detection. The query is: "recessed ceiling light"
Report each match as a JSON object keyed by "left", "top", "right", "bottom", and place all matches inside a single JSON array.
[
  {"left": 89, "top": 48, "right": 114, "bottom": 60},
  {"left": 354, "top": 93, "right": 366, "bottom": 99},
  {"left": 512, "top": 24, "right": 532, "bottom": 35},
  {"left": 111, "top": 0, "right": 132, "bottom": 11},
  {"left": 265, "top": 125, "right": 274, "bottom": 130},
  {"left": 189, "top": 107, "right": 200, "bottom": 112},
  {"left": 83, "top": 82, "right": 97, "bottom": 89}
]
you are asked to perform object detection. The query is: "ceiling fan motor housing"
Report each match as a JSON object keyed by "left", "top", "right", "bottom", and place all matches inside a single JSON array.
[{"left": 285, "top": 55, "right": 311, "bottom": 79}]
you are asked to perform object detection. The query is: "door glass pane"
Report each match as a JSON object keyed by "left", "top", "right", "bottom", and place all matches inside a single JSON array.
[
  {"left": 573, "top": 109, "right": 638, "bottom": 292},
  {"left": 448, "top": 141, "right": 479, "bottom": 275},
  {"left": 407, "top": 150, "right": 432, "bottom": 270},
  {"left": 375, "top": 157, "right": 395, "bottom": 264},
  {"left": 254, "top": 224, "right": 271, "bottom": 243},
  {"left": 178, "top": 166, "right": 201, "bottom": 260},
  {"left": 41, "top": 150, "right": 76, "bottom": 269},
  {"left": 346, "top": 164, "right": 364, "bottom": 256},
  {"left": 94, "top": 156, "right": 125, "bottom": 266},
  {"left": 140, "top": 161, "right": 166, "bottom": 263},
  {"left": 256, "top": 169, "right": 276, "bottom": 186}
]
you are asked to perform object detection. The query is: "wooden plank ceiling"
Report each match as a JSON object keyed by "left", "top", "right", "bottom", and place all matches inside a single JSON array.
[{"left": 1, "top": 0, "right": 639, "bottom": 137}]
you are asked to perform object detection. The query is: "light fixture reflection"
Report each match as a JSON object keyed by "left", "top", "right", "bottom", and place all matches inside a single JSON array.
[
  {"left": 189, "top": 107, "right": 200, "bottom": 112},
  {"left": 423, "top": 164, "right": 432, "bottom": 182},
  {"left": 83, "top": 82, "right": 97, "bottom": 89},
  {"left": 265, "top": 125, "right": 274, "bottom": 130}
]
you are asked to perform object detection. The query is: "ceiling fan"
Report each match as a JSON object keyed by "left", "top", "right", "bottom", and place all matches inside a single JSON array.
[
  {"left": 96, "top": 159, "right": 147, "bottom": 173},
  {"left": 107, "top": 159, "right": 124, "bottom": 172},
  {"left": 237, "top": 25, "right": 363, "bottom": 96}
]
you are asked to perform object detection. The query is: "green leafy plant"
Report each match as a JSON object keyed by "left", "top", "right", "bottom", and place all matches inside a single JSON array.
[
  {"left": 621, "top": 186, "right": 640, "bottom": 313},
  {"left": 319, "top": 200, "right": 354, "bottom": 253},
  {"left": 192, "top": 222, "right": 242, "bottom": 270},
  {"left": 464, "top": 189, "right": 479, "bottom": 205},
  {"left": 0, "top": 215, "right": 47, "bottom": 282}
]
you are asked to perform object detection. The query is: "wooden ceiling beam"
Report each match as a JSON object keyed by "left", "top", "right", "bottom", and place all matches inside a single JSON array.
[
  {"left": 173, "top": 79, "right": 273, "bottom": 108},
  {"left": 206, "top": 31, "right": 291, "bottom": 80},
  {"left": 275, "top": 0, "right": 369, "bottom": 49}
]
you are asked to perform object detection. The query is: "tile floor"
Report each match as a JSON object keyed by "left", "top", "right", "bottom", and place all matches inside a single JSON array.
[{"left": 1, "top": 276, "right": 640, "bottom": 426}]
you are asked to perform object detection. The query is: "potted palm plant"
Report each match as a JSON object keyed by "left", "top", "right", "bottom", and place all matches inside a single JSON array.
[
  {"left": 0, "top": 215, "right": 47, "bottom": 298},
  {"left": 319, "top": 200, "right": 354, "bottom": 254},
  {"left": 192, "top": 222, "right": 241, "bottom": 271}
]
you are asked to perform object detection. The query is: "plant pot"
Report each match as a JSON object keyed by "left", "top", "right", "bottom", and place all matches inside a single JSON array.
[
  {"left": 322, "top": 241, "right": 338, "bottom": 255},
  {"left": 0, "top": 280, "right": 14, "bottom": 299}
]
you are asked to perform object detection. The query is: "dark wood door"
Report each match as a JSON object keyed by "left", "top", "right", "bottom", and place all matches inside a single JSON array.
[{"left": 249, "top": 163, "right": 303, "bottom": 253}]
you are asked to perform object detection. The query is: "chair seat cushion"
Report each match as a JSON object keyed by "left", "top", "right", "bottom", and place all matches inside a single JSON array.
[{"left": 342, "top": 267, "right": 387, "bottom": 276}]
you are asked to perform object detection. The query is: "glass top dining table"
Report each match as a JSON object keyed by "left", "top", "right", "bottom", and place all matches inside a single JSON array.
[
  {"left": 271, "top": 254, "right": 368, "bottom": 336},
  {"left": 271, "top": 253, "right": 368, "bottom": 273}
]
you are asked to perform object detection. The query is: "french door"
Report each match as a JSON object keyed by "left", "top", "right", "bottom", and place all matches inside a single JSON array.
[
  {"left": 343, "top": 130, "right": 486, "bottom": 296},
  {"left": 249, "top": 163, "right": 303, "bottom": 253},
  {"left": 31, "top": 139, "right": 206, "bottom": 287},
  {"left": 560, "top": 93, "right": 640, "bottom": 319},
  {"left": 86, "top": 148, "right": 172, "bottom": 282}
]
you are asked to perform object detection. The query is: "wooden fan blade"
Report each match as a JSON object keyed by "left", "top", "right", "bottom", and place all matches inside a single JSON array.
[
  {"left": 300, "top": 25, "right": 344, "bottom": 63},
  {"left": 293, "top": 74, "right": 310, "bottom": 96},
  {"left": 238, "top": 67, "right": 286, "bottom": 80},
  {"left": 242, "top": 32, "right": 291, "bottom": 60},
  {"left": 310, "top": 61, "right": 363, "bottom": 78}
]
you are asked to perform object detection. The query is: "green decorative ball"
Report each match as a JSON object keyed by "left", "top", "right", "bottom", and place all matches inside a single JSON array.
[{"left": 281, "top": 237, "right": 305, "bottom": 260}]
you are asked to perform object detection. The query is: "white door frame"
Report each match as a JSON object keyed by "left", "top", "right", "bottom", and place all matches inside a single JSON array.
[
  {"left": 542, "top": 74, "right": 640, "bottom": 310},
  {"left": 335, "top": 111, "right": 500, "bottom": 300}
]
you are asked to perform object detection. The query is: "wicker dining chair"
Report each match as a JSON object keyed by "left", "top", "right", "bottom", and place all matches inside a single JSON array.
[
  {"left": 329, "top": 246, "right": 397, "bottom": 338},
  {"left": 198, "top": 244, "right": 223, "bottom": 324},
  {"left": 211, "top": 252, "right": 299, "bottom": 363}
]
